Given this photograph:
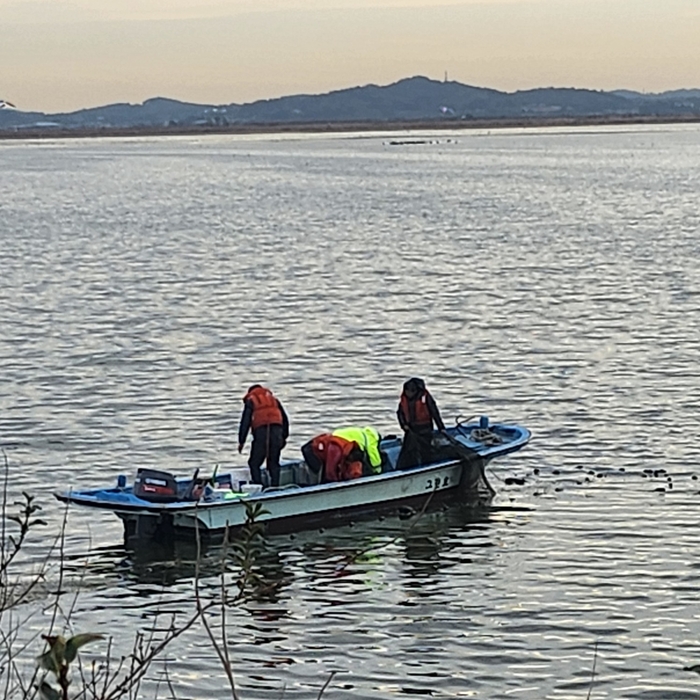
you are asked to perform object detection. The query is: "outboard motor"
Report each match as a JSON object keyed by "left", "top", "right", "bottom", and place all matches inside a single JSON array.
[{"left": 133, "top": 468, "right": 179, "bottom": 503}]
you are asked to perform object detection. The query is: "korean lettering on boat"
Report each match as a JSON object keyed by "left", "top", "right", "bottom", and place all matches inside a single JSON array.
[{"left": 425, "top": 475, "right": 449, "bottom": 490}]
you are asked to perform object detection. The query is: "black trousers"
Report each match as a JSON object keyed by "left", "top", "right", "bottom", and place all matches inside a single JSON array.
[
  {"left": 248, "top": 424, "right": 284, "bottom": 487},
  {"left": 396, "top": 429, "right": 433, "bottom": 470}
]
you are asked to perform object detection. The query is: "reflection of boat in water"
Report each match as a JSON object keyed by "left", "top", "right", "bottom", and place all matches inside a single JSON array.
[
  {"left": 56, "top": 419, "right": 530, "bottom": 545},
  {"left": 281, "top": 502, "right": 496, "bottom": 578},
  {"left": 63, "top": 538, "right": 295, "bottom": 601},
  {"left": 58, "top": 497, "right": 525, "bottom": 652},
  {"left": 70, "top": 501, "right": 499, "bottom": 589}
]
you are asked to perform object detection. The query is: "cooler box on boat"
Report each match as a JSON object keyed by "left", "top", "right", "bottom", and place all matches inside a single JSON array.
[{"left": 227, "top": 467, "right": 252, "bottom": 491}]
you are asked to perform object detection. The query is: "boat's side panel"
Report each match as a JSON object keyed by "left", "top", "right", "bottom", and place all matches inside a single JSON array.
[{"left": 172, "top": 460, "right": 477, "bottom": 532}]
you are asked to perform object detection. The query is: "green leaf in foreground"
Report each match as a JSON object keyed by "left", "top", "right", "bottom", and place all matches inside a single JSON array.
[{"left": 65, "top": 633, "right": 105, "bottom": 663}]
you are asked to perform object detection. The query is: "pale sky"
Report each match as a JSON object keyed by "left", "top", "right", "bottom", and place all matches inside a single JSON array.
[{"left": 1, "top": 0, "right": 699, "bottom": 113}]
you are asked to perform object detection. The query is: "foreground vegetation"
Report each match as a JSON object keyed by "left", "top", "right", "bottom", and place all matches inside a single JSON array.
[{"left": 0, "top": 450, "right": 334, "bottom": 700}]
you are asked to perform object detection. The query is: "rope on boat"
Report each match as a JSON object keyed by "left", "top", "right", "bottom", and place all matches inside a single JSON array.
[
  {"left": 468, "top": 428, "right": 504, "bottom": 445},
  {"left": 454, "top": 416, "right": 504, "bottom": 446}
]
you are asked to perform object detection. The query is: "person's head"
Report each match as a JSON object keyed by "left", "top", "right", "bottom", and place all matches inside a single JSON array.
[
  {"left": 403, "top": 377, "right": 424, "bottom": 398},
  {"left": 346, "top": 461, "right": 364, "bottom": 480}
]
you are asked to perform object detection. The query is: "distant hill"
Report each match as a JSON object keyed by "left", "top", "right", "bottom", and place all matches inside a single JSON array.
[{"left": 2, "top": 76, "right": 700, "bottom": 133}]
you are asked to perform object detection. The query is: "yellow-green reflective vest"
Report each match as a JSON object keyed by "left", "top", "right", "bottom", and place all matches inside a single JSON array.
[{"left": 332, "top": 426, "right": 382, "bottom": 473}]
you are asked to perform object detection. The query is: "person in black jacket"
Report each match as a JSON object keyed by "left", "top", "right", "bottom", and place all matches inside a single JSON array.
[{"left": 396, "top": 377, "right": 445, "bottom": 469}]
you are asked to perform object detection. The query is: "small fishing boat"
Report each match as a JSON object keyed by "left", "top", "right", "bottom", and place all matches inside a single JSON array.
[{"left": 55, "top": 417, "right": 530, "bottom": 544}]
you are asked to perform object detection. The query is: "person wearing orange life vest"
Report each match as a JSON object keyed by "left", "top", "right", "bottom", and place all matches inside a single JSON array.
[
  {"left": 238, "top": 384, "right": 289, "bottom": 487},
  {"left": 300, "top": 433, "right": 365, "bottom": 482},
  {"left": 396, "top": 377, "right": 445, "bottom": 470}
]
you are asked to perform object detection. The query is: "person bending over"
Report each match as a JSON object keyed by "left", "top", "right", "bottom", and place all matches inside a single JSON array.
[
  {"left": 301, "top": 433, "right": 365, "bottom": 482},
  {"left": 238, "top": 384, "right": 289, "bottom": 487}
]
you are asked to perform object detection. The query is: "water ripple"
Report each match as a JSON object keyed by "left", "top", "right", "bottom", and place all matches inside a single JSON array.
[{"left": 3, "top": 125, "right": 700, "bottom": 698}]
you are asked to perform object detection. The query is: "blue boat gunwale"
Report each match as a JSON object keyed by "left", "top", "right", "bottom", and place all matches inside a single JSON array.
[{"left": 55, "top": 422, "right": 531, "bottom": 515}]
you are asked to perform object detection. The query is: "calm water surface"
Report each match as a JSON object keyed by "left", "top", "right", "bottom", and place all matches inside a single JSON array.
[{"left": 2, "top": 125, "right": 700, "bottom": 698}]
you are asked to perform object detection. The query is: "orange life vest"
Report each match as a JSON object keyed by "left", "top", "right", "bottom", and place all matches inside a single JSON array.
[
  {"left": 399, "top": 390, "right": 433, "bottom": 430},
  {"left": 244, "top": 386, "right": 283, "bottom": 430},
  {"left": 309, "top": 434, "right": 362, "bottom": 482}
]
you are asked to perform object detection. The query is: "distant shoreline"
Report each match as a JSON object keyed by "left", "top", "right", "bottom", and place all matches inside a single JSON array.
[{"left": 1, "top": 114, "right": 699, "bottom": 141}]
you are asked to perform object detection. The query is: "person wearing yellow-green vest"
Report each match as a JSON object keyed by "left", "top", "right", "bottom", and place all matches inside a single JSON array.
[{"left": 332, "top": 426, "right": 384, "bottom": 476}]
